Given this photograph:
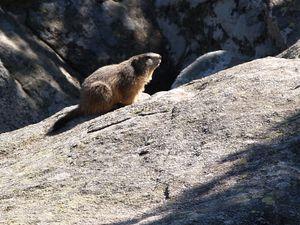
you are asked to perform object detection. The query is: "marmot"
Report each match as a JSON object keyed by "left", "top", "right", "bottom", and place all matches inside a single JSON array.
[{"left": 48, "top": 52, "right": 161, "bottom": 134}]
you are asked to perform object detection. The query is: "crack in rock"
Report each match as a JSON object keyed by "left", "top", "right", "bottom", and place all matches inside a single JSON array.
[
  {"left": 87, "top": 117, "right": 132, "bottom": 133},
  {"left": 137, "top": 110, "right": 169, "bottom": 116},
  {"left": 87, "top": 109, "right": 170, "bottom": 133}
]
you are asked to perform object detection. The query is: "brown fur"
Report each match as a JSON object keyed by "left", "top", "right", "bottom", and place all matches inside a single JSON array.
[{"left": 47, "top": 53, "right": 161, "bottom": 134}]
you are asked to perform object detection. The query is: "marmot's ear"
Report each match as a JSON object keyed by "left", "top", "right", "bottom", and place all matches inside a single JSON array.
[{"left": 131, "top": 58, "right": 144, "bottom": 75}]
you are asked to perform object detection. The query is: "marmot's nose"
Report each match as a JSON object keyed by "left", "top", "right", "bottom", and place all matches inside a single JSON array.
[
  {"left": 156, "top": 57, "right": 161, "bottom": 66},
  {"left": 155, "top": 54, "right": 162, "bottom": 61}
]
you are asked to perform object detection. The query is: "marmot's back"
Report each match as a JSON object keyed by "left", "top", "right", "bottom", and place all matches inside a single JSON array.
[{"left": 82, "top": 64, "right": 124, "bottom": 87}]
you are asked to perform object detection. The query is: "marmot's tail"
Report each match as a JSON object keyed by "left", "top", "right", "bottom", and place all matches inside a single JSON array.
[{"left": 47, "top": 107, "right": 82, "bottom": 135}]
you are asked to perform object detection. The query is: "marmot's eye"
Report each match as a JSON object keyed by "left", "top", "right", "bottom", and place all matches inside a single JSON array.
[{"left": 146, "top": 58, "right": 153, "bottom": 65}]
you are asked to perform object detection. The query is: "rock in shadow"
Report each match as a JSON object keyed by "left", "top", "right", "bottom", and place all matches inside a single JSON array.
[
  {"left": 110, "top": 111, "right": 300, "bottom": 225},
  {"left": 47, "top": 104, "right": 126, "bottom": 136},
  {"left": 0, "top": 8, "right": 80, "bottom": 133},
  {"left": 47, "top": 113, "right": 99, "bottom": 136}
]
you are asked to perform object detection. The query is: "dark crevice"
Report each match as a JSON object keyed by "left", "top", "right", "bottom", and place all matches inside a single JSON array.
[
  {"left": 164, "top": 184, "right": 170, "bottom": 200},
  {"left": 294, "top": 85, "right": 300, "bottom": 90},
  {"left": 13, "top": 77, "right": 32, "bottom": 99},
  {"left": 139, "top": 150, "right": 149, "bottom": 156},
  {"left": 137, "top": 110, "right": 169, "bottom": 117}
]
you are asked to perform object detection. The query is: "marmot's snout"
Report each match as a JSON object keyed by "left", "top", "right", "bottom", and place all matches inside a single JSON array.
[
  {"left": 131, "top": 53, "right": 162, "bottom": 75},
  {"left": 153, "top": 54, "right": 162, "bottom": 67},
  {"left": 145, "top": 52, "right": 162, "bottom": 68}
]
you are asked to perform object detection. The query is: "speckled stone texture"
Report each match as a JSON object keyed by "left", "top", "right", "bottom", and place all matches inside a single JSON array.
[{"left": 0, "top": 57, "right": 299, "bottom": 224}]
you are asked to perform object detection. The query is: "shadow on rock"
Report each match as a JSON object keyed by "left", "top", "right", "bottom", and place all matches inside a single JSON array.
[
  {"left": 46, "top": 114, "right": 99, "bottom": 136},
  {"left": 0, "top": 8, "right": 80, "bottom": 133},
  {"left": 47, "top": 104, "right": 127, "bottom": 136},
  {"left": 110, "top": 110, "right": 300, "bottom": 225}
]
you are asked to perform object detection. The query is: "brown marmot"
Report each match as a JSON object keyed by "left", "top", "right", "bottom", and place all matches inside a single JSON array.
[{"left": 48, "top": 52, "right": 161, "bottom": 134}]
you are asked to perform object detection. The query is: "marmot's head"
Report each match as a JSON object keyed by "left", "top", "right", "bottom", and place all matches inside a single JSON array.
[{"left": 131, "top": 53, "right": 161, "bottom": 76}]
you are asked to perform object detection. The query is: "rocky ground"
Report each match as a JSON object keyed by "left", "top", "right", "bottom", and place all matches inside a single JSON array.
[
  {"left": 1, "top": 0, "right": 299, "bottom": 132},
  {"left": 0, "top": 1, "right": 299, "bottom": 224},
  {"left": 0, "top": 57, "right": 299, "bottom": 224}
]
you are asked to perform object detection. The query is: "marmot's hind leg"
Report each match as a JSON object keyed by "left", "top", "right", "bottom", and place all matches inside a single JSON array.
[{"left": 80, "top": 81, "right": 114, "bottom": 114}]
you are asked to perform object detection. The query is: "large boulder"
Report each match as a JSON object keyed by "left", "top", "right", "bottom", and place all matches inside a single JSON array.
[
  {"left": 2, "top": 0, "right": 174, "bottom": 93},
  {"left": 268, "top": 0, "right": 300, "bottom": 47},
  {"left": 171, "top": 50, "right": 246, "bottom": 88},
  {"left": 0, "top": 59, "right": 38, "bottom": 133},
  {"left": 4, "top": 0, "right": 300, "bottom": 93},
  {"left": 277, "top": 39, "right": 300, "bottom": 59},
  {"left": 155, "top": 0, "right": 283, "bottom": 69},
  {"left": 0, "top": 57, "right": 299, "bottom": 224},
  {"left": 0, "top": 8, "right": 80, "bottom": 133}
]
